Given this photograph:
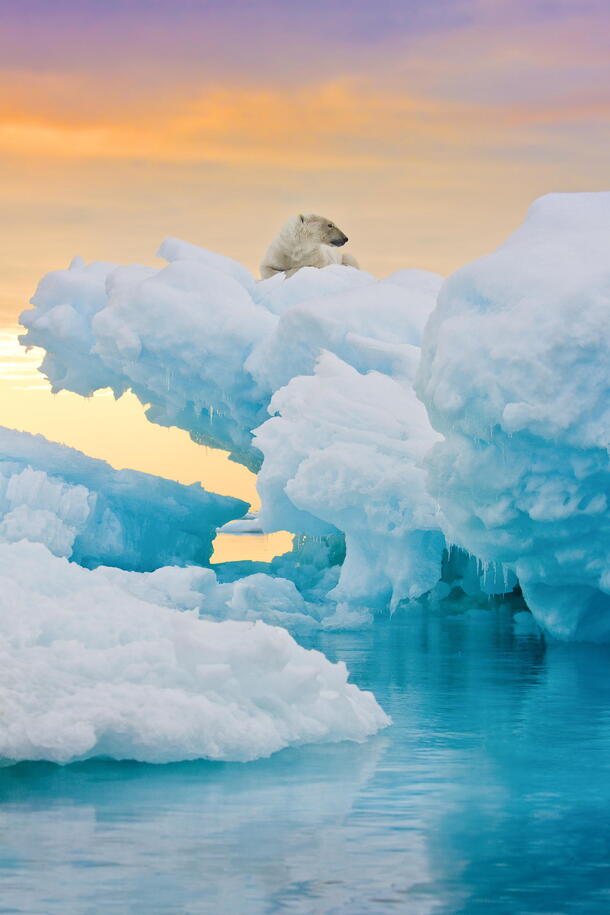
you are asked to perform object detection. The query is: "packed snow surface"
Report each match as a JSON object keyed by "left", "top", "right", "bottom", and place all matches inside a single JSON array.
[
  {"left": 0, "top": 540, "right": 389, "bottom": 765},
  {"left": 418, "top": 192, "right": 610, "bottom": 640},
  {"left": 0, "top": 426, "right": 247, "bottom": 570}
]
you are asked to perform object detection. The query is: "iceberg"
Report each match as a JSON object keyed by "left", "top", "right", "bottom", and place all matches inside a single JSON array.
[
  {"left": 19, "top": 191, "right": 608, "bottom": 639},
  {"left": 0, "top": 426, "right": 362, "bottom": 633},
  {"left": 0, "top": 426, "right": 247, "bottom": 571},
  {"left": 0, "top": 540, "right": 389, "bottom": 765},
  {"left": 21, "top": 250, "right": 447, "bottom": 613},
  {"left": 417, "top": 192, "right": 610, "bottom": 640},
  {"left": 20, "top": 248, "right": 274, "bottom": 471}
]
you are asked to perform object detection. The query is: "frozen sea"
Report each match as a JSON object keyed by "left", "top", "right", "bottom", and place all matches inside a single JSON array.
[{"left": 2, "top": 602, "right": 610, "bottom": 914}]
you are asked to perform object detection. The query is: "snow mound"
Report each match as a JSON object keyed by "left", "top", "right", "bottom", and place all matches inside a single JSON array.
[
  {"left": 247, "top": 268, "right": 439, "bottom": 392},
  {"left": 21, "top": 253, "right": 273, "bottom": 470},
  {"left": 417, "top": 192, "right": 610, "bottom": 640},
  {"left": 255, "top": 352, "right": 444, "bottom": 608},
  {"left": 0, "top": 540, "right": 389, "bottom": 765},
  {"left": 0, "top": 426, "right": 247, "bottom": 570}
]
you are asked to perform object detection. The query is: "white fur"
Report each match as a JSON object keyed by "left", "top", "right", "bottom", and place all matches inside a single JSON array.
[{"left": 260, "top": 214, "right": 359, "bottom": 279}]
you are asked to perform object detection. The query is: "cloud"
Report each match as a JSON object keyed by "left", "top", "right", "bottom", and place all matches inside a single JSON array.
[
  {"left": 2, "top": 0, "right": 609, "bottom": 113},
  {"left": 0, "top": 74, "right": 607, "bottom": 171},
  {"left": 0, "top": 0, "right": 607, "bottom": 176}
]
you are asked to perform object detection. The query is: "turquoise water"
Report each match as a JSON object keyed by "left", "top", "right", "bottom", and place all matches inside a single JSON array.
[{"left": 3, "top": 603, "right": 610, "bottom": 913}]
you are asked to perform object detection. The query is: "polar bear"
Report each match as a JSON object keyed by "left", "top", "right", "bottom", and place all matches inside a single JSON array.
[{"left": 260, "top": 213, "right": 359, "bottom": 279}]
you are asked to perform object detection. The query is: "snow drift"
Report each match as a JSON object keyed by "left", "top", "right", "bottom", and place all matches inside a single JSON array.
[{"left": 0, "top": 540, "right": 389, "bottom": 765}]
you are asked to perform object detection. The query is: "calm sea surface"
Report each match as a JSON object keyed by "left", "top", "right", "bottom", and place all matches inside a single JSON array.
[{"left": 2, "top": 603, "right": 610, "bottom": 913}]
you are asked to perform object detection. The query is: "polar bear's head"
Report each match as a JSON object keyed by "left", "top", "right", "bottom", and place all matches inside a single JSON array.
[{"left": 298, "top": 214, "right": 349, "bottom": 247}]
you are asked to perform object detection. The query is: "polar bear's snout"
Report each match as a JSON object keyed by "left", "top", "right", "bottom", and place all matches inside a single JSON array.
[{"left": 331, "top": 234, "right": 348, "bottom": 247}]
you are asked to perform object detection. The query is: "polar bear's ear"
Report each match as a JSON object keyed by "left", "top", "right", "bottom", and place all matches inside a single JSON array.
[{"left": 298, "top": 214, "right": 305, "bottom": 222}]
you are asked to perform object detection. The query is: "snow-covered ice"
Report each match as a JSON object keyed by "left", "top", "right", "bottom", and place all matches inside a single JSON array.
[
  {"left": 0, "top": 540, "right": 389, "bottom": 765},
  {"left": 0, "top": 426, "right": 364, "bottom": 633},
  {"left": 21, "top": 250, "right": 274, "bottom": 470},
  {"left": 418, "top": 192, "right": 610, "bottom": 640},
  {"left": 0, "top": 426, "right": 247, "bottom": 570},
  {"left": 20, "top": 249, "right": 448, "bottom": 613},
  {"left": 17, "top": 190, "right": 610, "bottom": 640},
  {"left": 255, "top": 353, "right": 445, "bottom": 609},
  {"left": 217, "top": 512, "right": 264, "bottom": 534}
]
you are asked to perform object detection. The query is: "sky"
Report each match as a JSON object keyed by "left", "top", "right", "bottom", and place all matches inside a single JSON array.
[{"left": 0, "top": 0, "right": 608, "bottom": 555}]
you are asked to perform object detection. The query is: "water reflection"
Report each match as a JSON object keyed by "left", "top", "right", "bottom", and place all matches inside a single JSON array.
[
  {"left": 0, "top": 737, "right": 390, "bottom": 913},
  {"left": 3, "top": 604, "right": 610, "bottom": 913}
]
